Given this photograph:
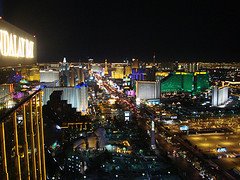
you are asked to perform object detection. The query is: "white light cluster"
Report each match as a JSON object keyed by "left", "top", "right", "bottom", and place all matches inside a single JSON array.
[{"left": 0, "top": 29, "right": 34, "bottom": 58}]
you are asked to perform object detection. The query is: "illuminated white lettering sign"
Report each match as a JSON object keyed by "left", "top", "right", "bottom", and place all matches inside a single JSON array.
[{"left": 0, "top": 29, "right": 34, "bottom": 58}]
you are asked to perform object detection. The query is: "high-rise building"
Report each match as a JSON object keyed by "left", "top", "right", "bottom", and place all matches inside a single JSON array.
[
  {"left": 212, "top": 86, "right": 218, "bottom": 106},
  {"left": 112, "top": 65, "right": 124, "bottom": 79},
  {"left": 59, "top": 59, "right": 85, "bottom": 87},
  {"left": 194, "top": 72, "right": 210, "bottom": 92},
  {"left": 59, "top": 58, "right": 70, "bottom": 86},
  {"left": 40, "top": 70, "right": 59, "bottom": 85},
  {"left": 104, "top": 59, "right": 109, "bottom": 76},
  {"left": 145, "top": 66, "right": 157, "bottom": 81},
  {"left": 69, "top": 66, "right": 76, "bottom": 86},
  {"left": 131, "top": 68, "right": 145, "bottom": 81},
  {"left": 160, "top": 72, "right": 188, "bottom": 93},
  {"left": 212, "top": 86, "right": 229, "bottom": 107},
  {"left": 76, "top": 67, "right": 85, "bottom": 84},
  {"left": 124, "top": 65, "right": 132, "bottom": 77},
  {"left": 160, "top": 72, "right": 209, "bottom": 93},
  {"left": 0, "top": 19, "right": 46, "bottom": 180},
  {"left": 132, "top": 59, "right": 139, "bottom": 69},
  {"left": 42, "top": 85, "right": 88, "bottom": 114},
  {"left": 69, "top": 66, "right": 85, "bottom": 86},
  {"left": 136, "top": 81, "right": 160, "bottom": 100}
]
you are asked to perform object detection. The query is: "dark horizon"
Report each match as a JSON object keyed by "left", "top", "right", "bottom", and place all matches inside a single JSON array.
[
  {"left": 0, "top": 0, "right": 3, "bottom": 17},
  {"left": 3, "top": 1, "right": 240, "bottom": 63}
]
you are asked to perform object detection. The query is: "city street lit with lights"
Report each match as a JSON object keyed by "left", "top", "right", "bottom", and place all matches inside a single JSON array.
[{"left": 1, "top": 1, "right": 240, "bottom": 180}]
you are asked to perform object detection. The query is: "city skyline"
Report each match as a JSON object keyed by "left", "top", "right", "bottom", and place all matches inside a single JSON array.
[
  {"left": 2, "top": 1, "right": 240, "bottom": 62},
  {"left": 2, "top": 2, "right": 240, "bottom": 179},
  {"left": 0, "top": 19, "right": 240, "bottom": 178}
]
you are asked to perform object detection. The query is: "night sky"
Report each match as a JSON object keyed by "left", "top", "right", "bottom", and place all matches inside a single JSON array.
[{"left": 2, "top": 0, "right": 240, "bottom": 62}]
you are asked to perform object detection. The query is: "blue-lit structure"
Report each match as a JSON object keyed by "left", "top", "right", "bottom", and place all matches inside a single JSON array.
[
  {"left": 131, "top": 68, "right": 145, "bottom": 81},
  {"left": 75, "top": 82, "right": 88, "bottom": 88}
]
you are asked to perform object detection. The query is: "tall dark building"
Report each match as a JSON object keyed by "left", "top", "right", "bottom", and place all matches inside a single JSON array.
[
  {"left": 132, "top": 59, "right": 139, "bottom": 69},
  {"left": 146, "top": 66, "right": 157, "bottom": 81},
  {"left": 0, "top": 19, "right": 46, "bottom": 179},
  {"left": 59, "top": 58, "right": 70, "bottom": 86}
]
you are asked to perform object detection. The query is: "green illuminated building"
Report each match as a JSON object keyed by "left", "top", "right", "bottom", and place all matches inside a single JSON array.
[
  {"left": 160, "top": 72, "right": 185, "bottom": 92},
  {"left": 160, "top": 72, "right": 209, "bottom": 93},
  {"left": 194, "top": 72, "right": 210, "bottom": 92},
  {"left": 183, "top": 73, "right": 194, "bottom": 92}
]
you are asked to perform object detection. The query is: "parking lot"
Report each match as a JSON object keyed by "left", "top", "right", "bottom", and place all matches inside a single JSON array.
[
  {"left": 186, "top": 133, "right": 240, "bottom": 172},
  {"left": 186, "top": 134, "right": 240, "bottom": 155}
]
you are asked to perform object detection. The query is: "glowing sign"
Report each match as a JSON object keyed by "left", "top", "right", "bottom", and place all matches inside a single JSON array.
[{"left": 0, "top": 29, "right": 34, "bottom": 58}]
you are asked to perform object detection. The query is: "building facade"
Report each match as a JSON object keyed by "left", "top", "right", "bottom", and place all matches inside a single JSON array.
[
  {"left": 160, "top": 72, "right": 210, "bottom": 93},
  {"left": 136, "top": 81, "right": 160, "bottom": 100},
  {"left": 212, "top": 86, "right": 229, "bottom": 107},
  {"left": 0, "top": 19, "right": 46, "bottom": 180},
  {"left": 43, "top": 85, "right": 88, "bottom": 114}
]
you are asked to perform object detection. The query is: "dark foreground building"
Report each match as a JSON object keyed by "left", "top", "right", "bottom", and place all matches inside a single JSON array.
[{"left": 0, "top": 19, "right": 46, "bottom": 179}]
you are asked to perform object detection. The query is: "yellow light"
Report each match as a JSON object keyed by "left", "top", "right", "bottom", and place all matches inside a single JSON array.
[
  {"left": 194, "top": 72, "right": 207, "bottom": 76},
  {"left": 122, "top": 140, "right": 130, "bottom": 147},
  {"left": 155, "top": 72, "right": 169, "bottom": 77},
  {"left": 108, "top": 98, "right": 116, "bottom": 105},
  {"left": 175, "top": 72, "right": 191, "bottom": 75}
]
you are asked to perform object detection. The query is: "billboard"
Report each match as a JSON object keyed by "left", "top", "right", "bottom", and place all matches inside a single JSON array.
[{"left": 0, "top": 19, "right": 36, "bottom": 67}]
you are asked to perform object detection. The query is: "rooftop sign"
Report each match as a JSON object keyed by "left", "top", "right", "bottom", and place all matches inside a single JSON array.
[
  {"left": 0, "top": 29, "right": 34, "bottom": 58},
  {"left": 0, "top": 19, "right": 36, "bottom": 67}
]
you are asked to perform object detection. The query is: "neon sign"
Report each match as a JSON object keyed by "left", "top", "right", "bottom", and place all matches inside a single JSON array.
[{"left": 0, "top": 29, "right": 34, "bottom": 58}]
